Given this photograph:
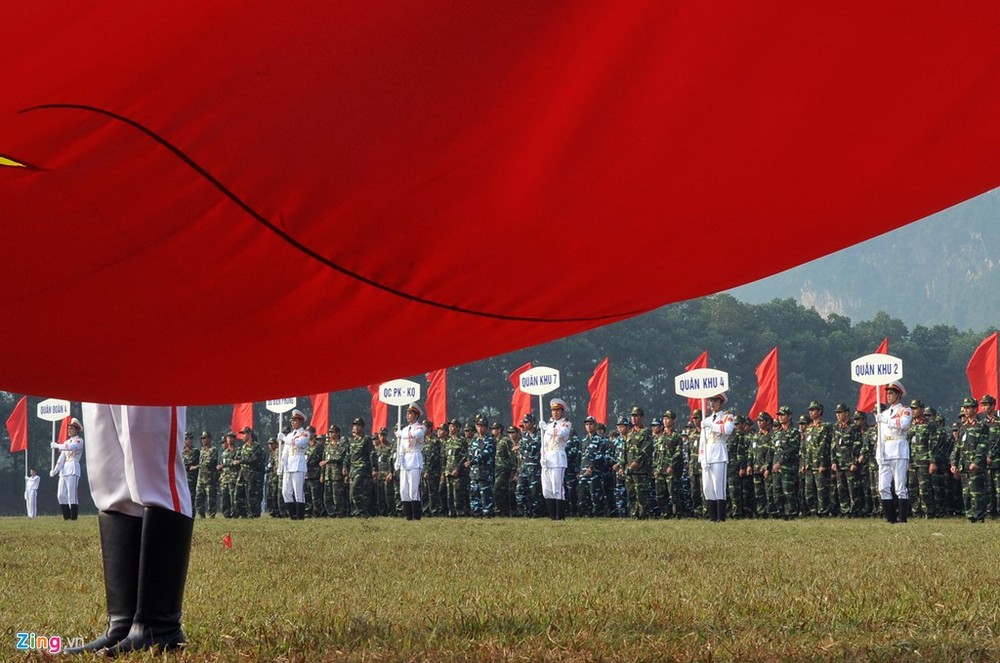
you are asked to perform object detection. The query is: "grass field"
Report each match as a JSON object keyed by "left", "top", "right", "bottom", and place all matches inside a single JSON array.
[{"left": 3, "top": 515, "right": 1000, "bottom": 662}]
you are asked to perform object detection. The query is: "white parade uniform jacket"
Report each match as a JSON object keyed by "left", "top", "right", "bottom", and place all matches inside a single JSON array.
[
  {"left": 540, "top": 418, "right": 571, "bottom": 468},
  {"left": 51, "top": 435, "right": 84, "bottom": 476},
  {"left": 280, "top": 428, "right": 310, "bottom": 473},
  {"left": 24, "top": 474, "right": 40, "bottom": 498},
  {"left": 699, "top": 411, "right": 734, "bottom": 467},
  {"left": 876, "top": 402, "right": 912, "bottom": 461},
  {"left": 394, "top": 423, "right": 425, "bottom": 471}
]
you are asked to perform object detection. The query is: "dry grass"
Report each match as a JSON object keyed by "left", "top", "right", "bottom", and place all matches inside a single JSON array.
[{"left": 3, "top": 515, "right": 1000, "bottom": 661}]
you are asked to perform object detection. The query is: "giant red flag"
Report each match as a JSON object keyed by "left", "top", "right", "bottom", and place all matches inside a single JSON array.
[
  {"left": 309, "top": 393, "right": 329, "bottom": 433},
  {"left": 425, "top": 369, "right": 447, "bottom": 426},
  {"left": 231, "top": 402, "right": 254, "bottom": 434},
  {"left": 509, "top": 363, "right": 533, "bottom": 427},
  {"left": 857, "top": 338, "right": 890, "bottom": 413},
  {"left": 3, "top": 3, "right": 1000, "bottom": 404},
  {"left": 748, "top": 347, "right": 779, "bottom": 422},
  {"left": 685, "top": 352, "right": 709, "bottom": 416},
  {"left": 368, "top": 385, "right": 388, "bottom": 433},
  {"left": 967, "top": 332, "right": 999, "bottom": 408},
  {"left": 6, "top": 396, "right": 28, "bottom": 454},
  {"left": 588, "top": 357, "right": 609, "bottom": 425}
]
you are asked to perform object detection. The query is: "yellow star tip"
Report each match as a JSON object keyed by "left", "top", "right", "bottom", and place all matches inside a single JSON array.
[{"left": 1, "top": 154, "right": 28, "bottom": 168}]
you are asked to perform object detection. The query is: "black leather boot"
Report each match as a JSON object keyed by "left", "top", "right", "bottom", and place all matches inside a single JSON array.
[
  {"left": 403, "top": 502, "right": 413, "bottom": 520},
  {"left": 898, "top": 499, "right": 908, "bottom": 523},
  {"left": 718, "top": 500, "right": 726, "bottom": 522},
  {"left": 297, "top": 502, "right": 306, "bottom": 520},
  {"left": 413, "top": 501, "right": 421, "bottom": 520},
  {"left": 104, "top": 507, "right": 193, "bottom": 655},
  {"left": 65, "top": 511, "right": 142, "bottom": 653},
  {"left": 883, "top": 499, "right": 897, "bottom": 523},
  {"left": 61, "top": 504, "right": 71, "bottom": 520},
  {"left": 70, "top": 504, "right": 79, "bottom": 520},
  {"left": 545, "top": 498, "right": 556, "bottom": 520},
  {"left": 707, "top": 500, "right": 717, "bottom": 522}
]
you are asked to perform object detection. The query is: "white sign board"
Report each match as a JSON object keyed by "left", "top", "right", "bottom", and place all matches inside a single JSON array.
[
  {"left": 379, "top": 379, "right": 421, "bottom": 406},
  {"left": 674, "top": 368, "right": 730, "bottom": 399},
  {"left": 518, "top": 366, "right": 561, "bottom": 395},
  {"left": 266, "top": 398, "right": 297, "bottom": 414},
  {"left": 37, "top": 398, "right": 71, "bottom": 422},
  {"left": 850, "top": 353, "right": 903, "bottom": 386}
]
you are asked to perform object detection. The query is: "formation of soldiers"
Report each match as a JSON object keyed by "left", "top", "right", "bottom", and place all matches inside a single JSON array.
[{"left": 179, "top": 393, "right": 1000, "bottom": 523}]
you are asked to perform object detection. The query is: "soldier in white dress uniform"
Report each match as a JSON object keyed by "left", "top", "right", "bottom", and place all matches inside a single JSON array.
[
  {"left": 540, "top": 398, "right": 572, "bottom": 520},
  {"left": 699, "top": 393, "right": 734, "bottom": 522},
  {"left": 50, "top": 417, "right": 84, "bottom": 520},
  {"left": 395, "top": 403, "right": 426, "bottom": 520},
  {"left": 24, "top": 467, "right": 40, "bottom": 518},
  {"left": 875, "top": 381, "right": 912, "bottom": 523},
  {"left": 280, "top": 409, "right": 310, "bottom": 520}
]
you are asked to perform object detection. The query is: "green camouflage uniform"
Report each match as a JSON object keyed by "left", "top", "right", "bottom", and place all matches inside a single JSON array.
[
  {"left": 493, "top": 433, "right": 516, "bottom": 517},
  {"left": 373, "top": 440, "right": 396, "bottom": 516},
  {"left": 219, "top": 443, "right": 239, "bottom": 518},
  {"left": 443, "top": 434, "right": 468, "bottom": 517},
  {"left": 906, "top": 415, "right": 937, "bottom": 517},
  {"left": 322, "top": 435, "right": 350, "bottom": 517},
  {"left": 622, "top": 426, "right": 652, "bottom": 519},
  {"left": 770, "top": 424, "right": 800, "bottom": 518},
  {"left": 305, "top": 439, "right": 325, "bottom": 517},
  {"left": 652, "top": 428, "right": 685, "bottom": 517},
  {"left": 266, "top": 443, "right": 282, "bottom": 516},
  {"left": 686, "top": 423, "right": 703, "bottom": 517},
  {"left": 195, "top": 444, "right": 219, "bottom": 518},
  {"left": 985, "top": 415, "right": 1000, "bottom": 517},
  {"left": 952, "top": 418, "right": 989, "bottom": 522},
  {"left": 235, "top": 437, "right": 265, "bottom": 518},
  {"left": 725, "top": 426, "right": 748, "bottom": 518},
  {"left": 420, "top": 432, "right": 443, "bottom": 516},
  {"left": 183, "top": 443, "right": 199, "bottom": 502},
  {"left": 861, "top": 425, "right": 880, "bottom": 515},
  {"left": 801, "top": 421, "right": 832, "bottom": 516},
  {"left": 347, "top": 433, "right": 374, "bottom": 517},
  {"left": 831, "top": 421, "right": 862, "bottom": 516},
  {"left": 749, "top": 427, "right": 773, "bottom": 517}
]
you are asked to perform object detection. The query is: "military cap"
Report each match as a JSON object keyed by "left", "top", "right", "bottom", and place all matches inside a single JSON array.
[
  {"left": 651, "top": 418, "right": 663, "bottom": 427},
  {"left": 733, "top": 414, "right": 746, "bottom": 425},
  {"left": 885, "top": 381, "right": 906, "bottom": 396},
  {"left": 407, "top": 403, "right": 423, "bottom": 417},
  {"left": 184, "top": 431, "right": 193, "bottom": 439},
  {"left": 329, "top": 424, "right": 341, "bottom": 434},
  {"left": 692, "top": 409, "right": 703, "bottom": 419},
  {"left": 352, "top": 417, "right": 365, "bottom": 426},
  {"left": 507, "top": 425, "right": 519, "bottom": 434},
  {"left": 241, "top": 426, "right": 253, "bottom": 434},
  {"left": 224, "top": 431, "right": 237, "bottom": 438},
  {"left": 853, "top": 411, "right": 867, "bottom": 421},
  {"left": 438, "top": 423, "right": 448, "bottom": 431},
  {"left": 980, "top": 394, "right": 997, "bottom": 406},
  {"left": 756, "top": 412, "right": 773, "bottom": 422},
  {"left": 290, "top": 409, "right": 306, "bottom": 421},
  {"left": 616, "top": 416, "right": 629, "bottom": 426},
  {"left": 777, "top": 405, "right": 792, "bottom": 415},
  {"left": 490, "top": 421, "right": 503, "bottom": 430},
  {"left": 630, "top": 406, "right": 645, "bottom": 416},
  {"left": 910, "top": 399, "right": 924, "bottom": 409},
  {"left": 464, "top": 422, "right": 475, "bottom": 431},
  {"left": 200, "top": 431, "right": 212, "bottom": 439},
  {"left": 707, "top": 392, "right": 728, "bottom": 404},
  {"left": 926, "top": 406, "right": 937, "bottom": 418},
  {"left": 267, "top": 437, "right": 278, "bottom": 445},
  {"left": 522, "top": 412, "right": 536, "bottom": 423},
  {"left": 550, "top": 398, "right": 567, "bottom": 410},
  {"left": 662, "top": 409, "right": 676, "bottom": 419},
  {"left": 597, "top": 423, "right": 607, "bottom": 433},
  {"left": 316, "top": 434, "right": 326, "bottom": 442},
  {"left": 807, "top": 400, "right": 823, "bottom": 411},
  {"left": 422, "top": 419, "right": 432, "bottom": 428},
  {"left": 951, "top": 421, "right": 960, "bottom": 431},
  {"left": 962, "top": 397, "right": 978, "bottom": 408},
  {"left": 449, "top": 418, "right": 462, "bottom": 427},
  {"left": 584, "top": 415, "right": 597, "bottom": 424},
  {"left": 475, "top": 414, "right": 489, "bottom": 426},
  {"left": 935, "top": 414, "right": 945, "bottom": 425},
  {"left": 798, "top": 415, "right": 810, "bottom": 424},
  {"left": 834, "top": 403, "right": 850, "bottom": 413}
]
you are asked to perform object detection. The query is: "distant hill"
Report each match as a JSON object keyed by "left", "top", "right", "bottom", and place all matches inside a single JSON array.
[{"left": 728, "top": 188, "right": 1000, "bottom": 331}]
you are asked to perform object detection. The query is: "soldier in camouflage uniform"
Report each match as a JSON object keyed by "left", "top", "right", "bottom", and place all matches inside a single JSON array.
[
  {"left": 372, "top": 429, "right": 395, "bottom": 516},
  {"left": 750, "top": 413, "right": 774, "bottom": 518},
  {"left": 195, "top": 431, "right": 219, "bottom": 518},
  {"left": 929, "top": 409, "right": 956, "bottom": 516},
  {"left": 655, "top": 410, "right": 686, "bottom": 518},
  {"left": 608, "top": 417, "right": 629, "bottom": 517},
  {"left": 800, "top": 402, "right": 832, "bottom": 517},
  {"left": 951, "top": 397, "right": 989, "bottom": 522},
  {"left": 577, "top": 416, "right": 608, "bottom": 517},
  {"left": 304, "top": 431, "right": 325, "bottom": 517},
  {"left": 444, "top": 420, "right": 469, "bottom": 517},
  {"left": 980, "top": 395, "right": 1000, "bottom": 518},
  {"left": 905, "top": 400, "right": 937, "bottom": 518},
  {"left": 183, "top": 432, "right": 199, "bottom": 502},
  {"left": 686, "top": 410, "right": 703, "bottom": 518},
  {"left": 265, "top": 438, "right": 282, "bottom": 517},
  {"left": 321, "top": 425, "right": 350, "bottom": 517},
  {"left": 853, "top": 412, "right": 874, "bottom": 516},
  {"left": 563, "top": 429, "right": 581, "bottom": 517},
  {"left": 234, "top": 426, "right": 265, "bottom": 518},
  {"left": 771, "top": 406, "right": 799, "bottom": 519},
  {"left": 516, "top": 414, "right": 543, "bottom": 517},
  {"left": 218, "top": 431, "right": 239, "bottom": 518},
  {"left": 347, "top": 417, "right": 374, "bottom": 518},
  {"left": 493, "top": 422, "right": 516, "bottom": 517},
  {"left": 946, "top": 419, "right": 965, "bottom": 516},
  {"left": 467, "top": 416, "right": 495, "bottom": 517},
  {"left": 829, "top": 403, "right": 862, "bottom": 517},
  {"left": 421, "top": 423, "right": 444, "bottom": 517},
  {"left": 725, "top": 415, "right": 749, "bottom": 518},
  {"left": 621, "top": 406, "right": 653, "bottom": 519}
]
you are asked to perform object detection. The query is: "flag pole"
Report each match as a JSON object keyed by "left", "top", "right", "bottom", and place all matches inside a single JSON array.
[{"left": 50, "top": 420, "right": 56, "bottom": 472}]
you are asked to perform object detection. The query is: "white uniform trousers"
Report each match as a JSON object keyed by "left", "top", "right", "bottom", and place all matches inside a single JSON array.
[
  {"left": 878, "top": 458, "right": 909, "bottom": 499},
  {"left": 702, "top": 462, "right": 727, "bottom": 501},
  {"left": 57, "top": 474, "right": 80, "bottom": 505},
  {"left": 26, "top": 490, "right": 38, "bottom": 518},
  {"left": 541, "top": 467, "right": 565, "bottom": 500},
  {"left": 82, "top": 403, "right": 191, "bottom": 518},
  {"left": 399, "top": 468, "right": 421, "bottom": 502},
  {"left": 282, "top": 471, "right": 305, "bottom": 503}
]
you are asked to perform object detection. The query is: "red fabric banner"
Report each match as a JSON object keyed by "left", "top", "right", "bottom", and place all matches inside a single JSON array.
[
  {"left": 425, "top": 369, "right": 447, "bottom": 426},
  {"left": 587, "top": 357, "right": 609, "bottom": 425},
  {"left": 368, "top": 384, "right": 388, "bottom": 433},
  {"left": 231, "top": 402, "right": 254, "bottom": 434},
  {"left": 309, "top": 393, "right": 329, "bottom": 433},
  {"left": 748, "top": 347, "right": 779, "bottom": 421},
  {"left": 6, "top": 395, "right": 27, "bottom": 454},
  {"left": 967, "top": 332, "right": 999, "bottom": 410},
  {"left": 856, "top": 338, "right": 889, "bottom": 413},
  {"left": 686, "top": 351, "right": 709, "bottom": 416},
  {"left": 57, "top": 415, "right": 70, "bottom": 444},
  {"left": 509, "top": 362, "right": 533, "bottom": 427}
]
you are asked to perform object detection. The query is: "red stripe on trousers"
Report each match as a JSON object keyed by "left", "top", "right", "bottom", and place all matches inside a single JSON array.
[{"left": 167, "top": 406, "right": 181, "bottom": 512}]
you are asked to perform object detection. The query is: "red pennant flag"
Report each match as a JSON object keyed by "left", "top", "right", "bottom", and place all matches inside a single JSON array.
[
  {"left": 425, "top": 369, "right": 447, "bottom": 426},
  {"left": 748, "top": 347, "right": 779, "bottom": 421},
  {"left": 57, "top": 414, "right": 70, "bottom": 444},
  {"left": 222, "top": 532, "right": 233, "bottom": 549},
  {"left": 6, "top": 395, "right": 28, "bottom": 454},
  {"left": 310, "top": 392, "right": 329, "bottom": 433},
  {"left": 685, "top": 351, "right": 709, "bottom": 416},
  {"left": 368, "top": 384, "right": 388, "bottom": 432},
  {"left": 587, "top": 357, "right": 609, "bottom": 425},
  {"left": 231, "top": 402, "right": 254, "bottom": 434},
  {"left": 856, "top": 338, "right": 889, "bottom": 413},
  {"left": 509, "top": 362, "right": 533, "bottom": 427},
  {"left": 967, "top": 332, "right": 999, "bottom": 411}
]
